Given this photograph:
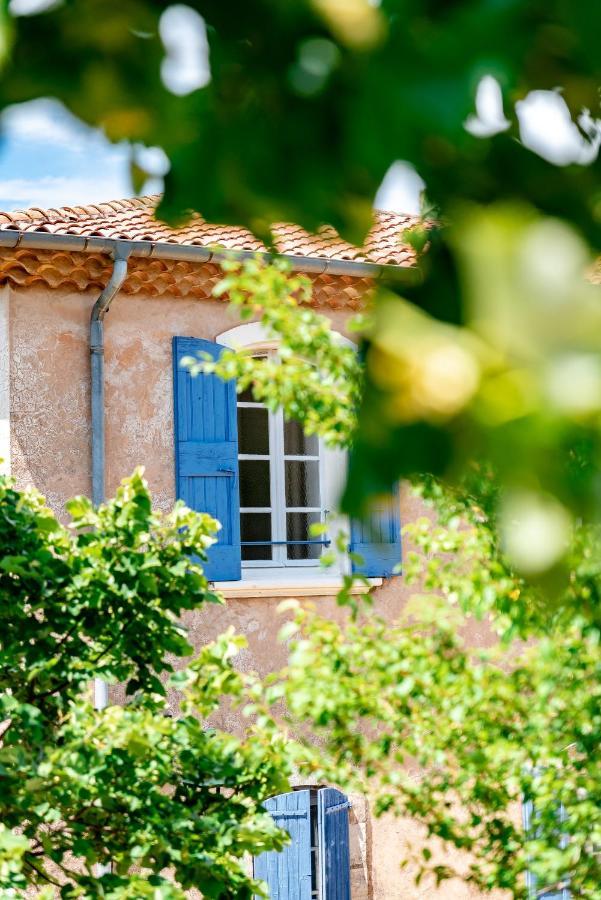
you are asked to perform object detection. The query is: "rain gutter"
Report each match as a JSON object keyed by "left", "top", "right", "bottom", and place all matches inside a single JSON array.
[{"left": 0, "top": 228, "right": 412, "bottom": 280}]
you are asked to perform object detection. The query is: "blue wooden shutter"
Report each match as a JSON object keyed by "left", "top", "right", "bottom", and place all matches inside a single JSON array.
[
  {"left": 253, "top": 790, "right": 312, "bottom": 900},
  {"left": 350, "top": 485, "right": 401, "bottom": 577},
  {"left": 172, "top": 336, "right": 241, "bottom": 582},
  {"left": 522, "top": 799, "right": 571, "bottom": 899},
  {"left": 318, "top": 787, "right": 351, "bottom": 900}
]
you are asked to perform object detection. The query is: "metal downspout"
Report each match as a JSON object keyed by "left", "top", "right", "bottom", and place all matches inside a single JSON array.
[
  {"left": 90, "top": 246, "right": 130, "bottom": 712},
  {"left": 90, "top": 247, "right": 130, "bottom": 508}
]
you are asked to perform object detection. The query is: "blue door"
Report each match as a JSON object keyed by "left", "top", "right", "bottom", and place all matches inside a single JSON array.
[
  {"left": 253, "top": 790, "right": 312, "bottom": 900},
  {"left": 318, "top": 788, "right": 351, "bottom": 900},
  {"left": 254, "top": 788, "right": 350, "bottom": 899}
]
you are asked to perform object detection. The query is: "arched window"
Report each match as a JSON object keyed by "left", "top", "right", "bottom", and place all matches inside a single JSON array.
[
  {"left": 172, "top": 326, "right": 401, "bottom": 585},
  {"left": 217, "top": 323, "right": 349, "bottom": 575}
]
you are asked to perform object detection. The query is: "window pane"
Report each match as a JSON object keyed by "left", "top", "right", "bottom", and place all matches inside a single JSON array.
[
  {"left": 285, "top": 460, "right": 320, "bottom": 508},
  {"left": 239, "top": 460, "right": 271, "bottom": 507},
  {"left": 238, "top": 356, "right": 266, "bottom": 402},
  {"left": 238, "top": 385, "right": 255, "bottom": 402},
  {"left": 241, "top": 512, "right": 272, "bottom": 561},
  {"left": 237, "top": 407, "right": 269, "bottom": 455},
  {"left": 284, "top": 418, "right": 318, "bottom": 456},
  {"left": 287, "top": 512, "right": 322, "bottom": 560}
]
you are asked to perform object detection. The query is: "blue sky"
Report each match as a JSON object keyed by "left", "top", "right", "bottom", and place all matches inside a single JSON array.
[{"left": 0, "top": 99, "right": 137, "bottom": 211}]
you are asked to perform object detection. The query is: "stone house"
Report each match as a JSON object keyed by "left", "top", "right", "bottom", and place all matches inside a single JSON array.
[{"left": 0, "top": 196, "right": 505, "bottom": 900}]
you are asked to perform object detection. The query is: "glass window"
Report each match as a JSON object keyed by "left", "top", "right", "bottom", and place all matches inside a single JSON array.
[
  {"left": 238, "top": 407, "right": 269, "bottom": 455},
  {"left": 284, "top": 418, "right": 319, "bottom": 455},
  {"left": 239, "top": 459, "right": 271, "bottom": 507},
  {"left": 237, "top": 359, "right": 325, "bottom": 566},
  {"left": 240, "top": 512, "right": 272, "bottom": 561},
  {"left": 285, "top": 459, "right": 320, "bottom": 508},
  {"left": 287, "top": 512, "right": 322, "bottom": 560}
]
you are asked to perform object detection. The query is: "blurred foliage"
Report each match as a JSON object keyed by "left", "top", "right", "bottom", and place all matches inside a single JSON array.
[
  {"left": 0, "top": 469, "right": 294, "bottom": 898},
  {"left": 355, "top": 208, "right": 601, "bottom": 549},
  {"left": 4, "top": 0, "right": 601, "bottom": 570},
  {"left": 4, "top": 4, "right": 601, "bottom": 892},
  {"left": 183, "top": 255, "right": 362, "bottom": 447},
  {"left": 181, "top": 257, "right": 601, "bottom": 893},
  {"left": 3, "top": 0, "right": 600, "bottom": 238},
  {"left": 192, "top": 248, "right": 601, "bottom": 582},
  {"left": 256, "top": 473, "right": 601, "bottom": 897}
]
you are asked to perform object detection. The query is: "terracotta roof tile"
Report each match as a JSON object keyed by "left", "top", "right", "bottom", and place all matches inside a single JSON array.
[
  {"left": 0, "top": 245, "right": 373, "bottom": 308},
  {"left": 0, "top": 195, "right": 424, "bottom": 308},
  {"left": 0, "top": 194, "right": 419, "bottom": 266}
]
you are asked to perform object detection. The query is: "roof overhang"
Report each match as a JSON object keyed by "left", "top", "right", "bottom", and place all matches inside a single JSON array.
[{"left": 0, "top": 228, "right": 417, "bottom": 281}]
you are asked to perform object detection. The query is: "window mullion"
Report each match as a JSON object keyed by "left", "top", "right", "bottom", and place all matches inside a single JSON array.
[
  {"left": 272, "top": 406, "right": 287, "bottom": 565},
  {"left": 318, "top": 434, "right": 326, "bottom": 525}
]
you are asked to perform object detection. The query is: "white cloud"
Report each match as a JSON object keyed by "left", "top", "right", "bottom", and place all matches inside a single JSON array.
[
  {"left": 160, "top": 5, "right": 211, "bottom": 96},
  {"left": 0, "top": 173, "right": 132, "bottom": 211},
  {"left": 465, "top": 75, "right": 510, "bottom": 138},
  {"left": 374, "top": 160, "right": 425, "bottom": 215},
  {"left": 0, "top": 99, "right": 154, "bottom": 210},
  {"left": 140, "top": 176, "right": 165, "bottom": 197},
  {"left": 1, "top": 98, "right": 88, "bottom": 149},
  {"left": 516, "top": 90, "right": 601, "bottom": 166}
]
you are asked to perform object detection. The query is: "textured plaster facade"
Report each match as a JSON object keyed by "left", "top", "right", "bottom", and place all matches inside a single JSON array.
[{"left": 8, "top": 278, "right": 508, "bottom": 899}]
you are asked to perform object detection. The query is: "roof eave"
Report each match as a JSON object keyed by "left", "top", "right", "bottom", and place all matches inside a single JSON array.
[{"left": 0, "top": 230, "right": 416, "bottom": 280}]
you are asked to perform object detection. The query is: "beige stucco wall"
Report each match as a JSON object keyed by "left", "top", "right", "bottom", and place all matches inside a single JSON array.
[{"left": 8, "top": 280, "right": 507, "bottom": 899}]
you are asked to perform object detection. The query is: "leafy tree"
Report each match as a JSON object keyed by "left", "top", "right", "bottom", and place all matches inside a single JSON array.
[
  {"left": 0, "top": 469, "right": 293, "bottom": 898},
  {"left": 249, "top": 471, "right": 601, "bottom": 898},
  {"left": 4, "top": 1, "right": 601, "bottom": 549},
  {"left": 182, "top": 256, "right": 361, "bottom": 449},
  {"left": 3, "top": 2, "right": 601, "bottom": 892},
  {"left": 271, "top": 561, "right": 601, "bottom": 896}
]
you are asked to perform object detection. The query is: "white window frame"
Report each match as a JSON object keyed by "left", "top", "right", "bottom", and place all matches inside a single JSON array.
[
  {"left": 239, "top": 381, "right": 326, "bottom": 569},
  {"left": 217, "top": 322, "right": 351, "bottom": 580}
]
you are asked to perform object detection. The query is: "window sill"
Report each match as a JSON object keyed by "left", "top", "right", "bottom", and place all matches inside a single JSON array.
[{"left": 213, "top": 574, "right": 382, "bottom": 599}]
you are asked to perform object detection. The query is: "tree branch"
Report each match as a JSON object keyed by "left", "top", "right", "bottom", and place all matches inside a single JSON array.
[{"left": 23, "top": 854, "right": 62, "bottom": 888}]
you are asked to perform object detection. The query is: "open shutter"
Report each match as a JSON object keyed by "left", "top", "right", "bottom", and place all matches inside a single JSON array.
[
  {"left": 253, "top": 790, "right": 312, "bottom": 900},
  {"left": 522, "top": 799, "right": 571, "bottom": 899},
  {"left": 318, "top": 788, "right": 350, "bottom": 900},
  {"left": 350, "top": 485, "right": 401, "bottom": 577},
  {"left": 173, "top": 336, "right": 241, "bottom": 582}
]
